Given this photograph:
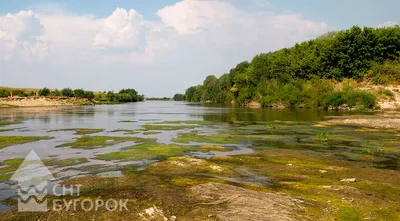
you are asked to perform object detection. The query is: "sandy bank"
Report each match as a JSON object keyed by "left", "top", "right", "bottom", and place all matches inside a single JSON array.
[{"left": 0, "top": 96, "right": 93, "bottom": 107}]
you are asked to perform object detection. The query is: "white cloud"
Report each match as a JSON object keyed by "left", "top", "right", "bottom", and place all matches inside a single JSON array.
[
  {"left": 0, "top": 10, "right": 50, "bottom": 61},
  {"left": 378, "top": 21, "right": 398, "bottom": 28},
  {"left": 93, "top": 8, "right": 144, "bottom": 49},
  {"left": 0, "top": 0, "right": 330, "bottom": 96}
]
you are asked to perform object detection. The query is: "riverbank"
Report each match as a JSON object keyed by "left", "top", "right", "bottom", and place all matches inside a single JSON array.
[{"left": 0, "top": 97, "right": 93, "bottom": 107}]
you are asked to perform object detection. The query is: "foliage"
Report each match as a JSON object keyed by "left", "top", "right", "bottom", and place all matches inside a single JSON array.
[
  {"left": 84, "top": 91, "right": 95, "bottom": 100},
  {"left": 173, "top": 93, "right": 185, "bottom": 101},
  {"left": 12, "top": 89, "right": 27, "bottom": 97},
  {"left": 378, "top": 88, "right": 394, "bottom": 97},
  {"left": 38, "top": 87, "right": 51, "bottom": 96},
  {"left": 0, "top": 89, "right": 10, "bottom": 97},
  {"left": 61, "top": 88, "right": 74, "bottom": 97},
  {"left": 184, "top": 25, "right": 400, "bottom": 109},
  {"left": 53, "top": 89, "right": 62, "bottom": 96},
  {"left": 73, "top": 89, "right": 85, "bottom": 98}
]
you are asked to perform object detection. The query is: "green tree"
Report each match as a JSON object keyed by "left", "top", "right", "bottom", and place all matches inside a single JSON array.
[
  {"left": 74, "top": 89, "right": 85, "bottom": 98},
  {"left": 61, "top": 88, "right": 74, "bottom": 97},
  {"left": 38, "top": 88, "right": 50, "bottom": 96}
]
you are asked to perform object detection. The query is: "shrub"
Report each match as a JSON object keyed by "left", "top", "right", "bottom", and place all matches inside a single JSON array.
[
  {"left": 84, "top": 91, "right": 94, "bottom": 100},
  {"left": 12, "top": 89, "right": 27, "bottom": 97},
  {"left": 38, "top": 87, "right": 51, "bottom": 96},
  {"left": 378, "top": 88, "right": 394, "bottom": 97},
  {"left": 73, "top": 89, "right": 85, "bottom": 98},
  {"left": 116, "top": 93, "right": 133, "bottom": 102},
  {"left": 53, "top": 89, "right": 62, "bottom": 96},
  {"left": 61, "top": 88, "right": 74, "bottom": 97},
  {"left": 0, "top": 89, "right": 10, "bottom": 97},
  {"left": 369, "top": 61, "right": 400, "bottom": 84},
  {"left": 106, "top": 91, "right": 116, "bottom": 101}
]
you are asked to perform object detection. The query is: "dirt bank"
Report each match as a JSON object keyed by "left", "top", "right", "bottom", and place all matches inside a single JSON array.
[
  {"left": 320, "top": 112, "right": 400, "bottom": 129},
  {"left": 0, "top": 96, "right": 93, "bottom": 107}
]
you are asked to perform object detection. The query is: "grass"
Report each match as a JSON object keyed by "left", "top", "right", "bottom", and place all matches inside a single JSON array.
[
  {"left": 0, "top": 121, "right": 23, "bottom": 127},
  {"left": 142, "top": 124, "right": 197, "bottom": 131},
  {"left": 48, "top": 128, "right": 104, "bottom": 135},
  {"left": 96, "top": 144, "right": 195, "bottom": 161},
  {"left": 57, "top": 136, "right": 155, "bottom": 149},
  {"left": 43, "top": 157, "right": 88, "bottom": 167},
  {"left": 378, "top": 88, "right": 394, "bottom": 97},
  {"left": 0, "top": 136, "right": 53, "bottom": 149}
]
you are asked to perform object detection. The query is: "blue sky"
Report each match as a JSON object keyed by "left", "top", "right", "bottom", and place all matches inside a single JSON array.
[{"left": 0, "top": 0, "right": 398, "bottom": 97}]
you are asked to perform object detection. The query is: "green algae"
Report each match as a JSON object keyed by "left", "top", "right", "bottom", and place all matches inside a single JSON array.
[
  {"left": 57, "top": 136, "right": 155, "bottom": 149},
  {"left": 0, "top": 158, "right": 24, "bottom": 182},
  {"left": 0, "top": 121, "right": 23, "bottom": 127},
  {"left": 48, "top": 128, "right": 104, "bottom": 135},
  {"left": 111, "top": 129, "right": 139, "bottom": 135},
  {"left": 142, "top": 124, "right": 197, "bottom": 131},
  {"left": 198, "top": 145, "right": 231, "bottom": 152},
  {"left": 43, "top": 157, "right": 88, "bottom": 167},
  {"left": 118, "top": 120, "right": 137, "bottom": 123},
  {"left": 143, "top": 131, "right": 161, "bottom": 135},
  {"left": 154, "top": 120, "right": 214, "bottom": 125},
  {"left": 0, "top": 136, "right": 53, "bottom": 149},
  {"left": 97, "top": 144, "right": 195, "bottom": 161},
  {"left": 0, "top": 128, "right": 14, "bottom": 132}
]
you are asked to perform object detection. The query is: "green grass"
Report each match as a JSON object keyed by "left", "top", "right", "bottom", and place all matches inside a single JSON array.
[
  {"left": 96, "top": 144, "right": 195, "bottom": 161},
  {"left": 142, "top": 124, "right": 197, "bottom": 131},
  {"left": 378, "top": 88, "right": 394, "bottom": 97},
  {"left": 57, "top": 136, "right": 155, "bottom": 149},
  {"left": 48, "top": 128, "right": 104, "bottom": 135},
  {"left": 0, "top": 136, "right": 53, "bottom": 149},
  {"left": 43, "top": 157, "right": 88, "bottom": 167},
  {"left": 0, "top": 121, "right": 23, "bottom": 127}
]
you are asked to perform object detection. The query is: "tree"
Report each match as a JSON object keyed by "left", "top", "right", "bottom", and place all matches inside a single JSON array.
[
  {"left": 173, "top": 93, "right": 185, "bottom": 101},
  {"left": 84, "top": 91, "right": 95, "bottom": 100},
  {"left": 39, "top": 87, "right": 50, "bottom": 96},
  {"left": 62, "top": 88, "right": 74, "bottom": 97},
  {"left": 0, "top": 89, "right": 10, "bottom": 97},
  {"left": 106, "top": 91, "right": 116, "bottom": 101},
  {"left": 74, "top": 89, "right": 85, "bottom": 98}
]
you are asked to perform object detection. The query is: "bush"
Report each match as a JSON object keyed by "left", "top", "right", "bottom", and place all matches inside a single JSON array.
[
  {"left": 115, "top": 93, "right": 133, "bottom": 102},
  {"left": 38, "top": 87, "right": 51, "bottom": 96},
  {"left": 61, "top": 88, "right": 74, "bottom": 97},
  {"left": 12, "top": 89, "right": 27, "bottom": 97},
  {"left": 369, "top": 61, "right": 400, "bottom": 84},
  {"left": 84, "top": 91, "right": 94, "bottom": 100},
  {"left": 0, "top": 89, "right": 10, "bottom": 97},
  {"left": 378, "top": 88, "right": 394, "bottom": 97},
  {"left": 106, "top": 91, "right": 116, "bottom": 101},
  {"left": 74, "top": 89, "right": 85, "bottom": 98},
  {"left": 53, "top": 89, "right": 62, "bottom": 96}
]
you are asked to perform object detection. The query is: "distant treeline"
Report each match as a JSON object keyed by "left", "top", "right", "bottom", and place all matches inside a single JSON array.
[
  {"left": 0, "top": 87, "right": 144, "bottom": 103},
  {"left": 184, "top": 26, "right": 400, "bottom": 109},
  {"left": 146, "top": 97, "right": 170, "bottom": 101}
]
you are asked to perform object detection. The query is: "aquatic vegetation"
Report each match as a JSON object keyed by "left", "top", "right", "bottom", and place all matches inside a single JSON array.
[
  {"left": 96, "top": 144, "right": 195, "bottom": 161},
  {"left": 172, "top": 133, "right": 238, "bottom": 144},
  {"left": 118, "top": 120, "right": 137, "bottom": 123},
  {"left": 142, "top": 124, "right": 197, "bottom": 131},
  {"left": 43, "top": 157, "right": 88, "bottom": 167},
  {"left": 48, "top": 128, "right": 104, "bottom": 135},
  {"left": 0, "top": 158, "right": 24, "bottom": 182},
  {"left": 0, "top": 136, "right": 53, "bottom": 149},
  {"left": 0, "top": 128, "right": 14, "bottom": 132},
  {"left": 0, "top": 121, "right": 23, "bottom": 127},
  {"left": 198, "top": 145, "right": 230, "bottom": 152},
  {"left": 314, "top": 132, "right": 329, "bottom": 142},
  {"left": 143, "top": 131, "right": 161, "bottom": 135},
  {"left": 57, "top": 136, "right": 155, "bottom": 149},
  {"left": 111, "top": 129, "right": 139, "bottom": 135},
  {"left": 154, "top": 120, "right": 214, "bottom": 125}
]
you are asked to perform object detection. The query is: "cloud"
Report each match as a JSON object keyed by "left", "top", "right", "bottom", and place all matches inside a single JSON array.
[
  {"left": 0, "top": 0, "right": 330, "bottom": 97},
  {"left": 93, "top": 8, "right": 145, "bottom": 49},
  {"left": 378, "top": 21, "right": 398, "bottom": 28},
  {"left": 0, "top": 10, "right": 49, "bottom": 61}
]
